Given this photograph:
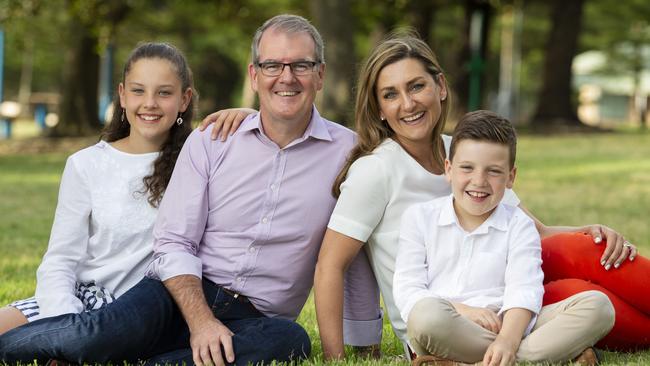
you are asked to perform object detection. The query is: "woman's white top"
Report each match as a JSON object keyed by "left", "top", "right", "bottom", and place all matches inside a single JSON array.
[
  {"left": 35, "top": 141, "right": 159, "bottom": 318},
  {"left": 328, "top": 136, "right": 520, "bottom": 342}
]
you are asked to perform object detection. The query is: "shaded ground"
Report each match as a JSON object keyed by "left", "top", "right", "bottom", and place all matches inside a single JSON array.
[{"left": 0, "top": 136, "right": 98, "bottom": 156}]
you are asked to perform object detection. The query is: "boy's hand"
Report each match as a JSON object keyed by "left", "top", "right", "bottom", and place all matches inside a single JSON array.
[
  {"left": 483, "top": 335, "right": 519, "bottom": 366},
  {"left": 452, "top": 302, "right": 502, "bottom": 333}
]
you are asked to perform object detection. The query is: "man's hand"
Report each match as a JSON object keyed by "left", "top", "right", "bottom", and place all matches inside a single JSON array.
[
  {"left": 163, "top": 275, "right": 236, "bottom": 366},
  {"left": 190, "top": 318, "right": 235, "bottom": 366},
  {"left": 483, "top": 335, "right": 519, "bottom": 366},
  {"left": 452, "top": 303, "right": 502, "bottom": 333}
]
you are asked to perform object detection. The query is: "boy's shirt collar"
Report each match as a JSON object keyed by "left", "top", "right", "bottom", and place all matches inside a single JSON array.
[{"left": 438, "top": 194, "right": 509, "bottom": 234}]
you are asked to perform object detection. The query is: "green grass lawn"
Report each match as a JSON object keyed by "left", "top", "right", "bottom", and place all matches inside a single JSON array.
[{"left": 1, "top": 132, "right": 649, "bottom": 365}]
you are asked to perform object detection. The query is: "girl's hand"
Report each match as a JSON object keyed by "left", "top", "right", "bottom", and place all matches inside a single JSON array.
[
  {"left": 452, "top": 302, "right": 502, "bottom": 333},
  {"left": 199, "top": 108, "right": 257, "bottom": 141},
  {"left": 583, "top": 224, "right": 638, "bottom": 270}
]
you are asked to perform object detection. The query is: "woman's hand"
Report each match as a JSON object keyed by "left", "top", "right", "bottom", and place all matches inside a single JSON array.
[
  {"left": 519, "top": 205, "right": 637, "bottom": 270},
  {"left": 581, "top": 224, "right": 638, "bottom": 270},
  {"left": 199, "top": 108, "right": 257, "bottom": 141}
]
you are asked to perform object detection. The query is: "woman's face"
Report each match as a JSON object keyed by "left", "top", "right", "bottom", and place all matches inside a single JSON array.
[{"left": 375, "top": 57, "right": 447, "bottom": 147}]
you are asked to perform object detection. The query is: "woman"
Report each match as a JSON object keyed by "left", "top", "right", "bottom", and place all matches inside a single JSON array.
[
  {"left": 0, "top": 42, "right": 195, "bottom": 334},
  {"left": 312, "top": 32, "right": 647, "bottom": 361}
]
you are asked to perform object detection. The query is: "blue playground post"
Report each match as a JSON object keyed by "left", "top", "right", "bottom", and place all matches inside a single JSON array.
[
  {"left": 34, "top": 103, "right": 47, "bottom": 129},
  {"left": 98, "top": 43, "right": 114, "bottom": 123},
  {"left": 0, "top": 28, "right": 9, "bottom": 139}
]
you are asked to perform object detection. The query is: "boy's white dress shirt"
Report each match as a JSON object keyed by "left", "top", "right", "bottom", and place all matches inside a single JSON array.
[{"left": 394, "top": 194, "right": 544, "bottom": 334}]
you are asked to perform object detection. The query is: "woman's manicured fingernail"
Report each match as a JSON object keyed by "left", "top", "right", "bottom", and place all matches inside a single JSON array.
[
  {"left": 614, "top": 262, "right": 620, "bottom": 269},
  {"left": 605, "top": 264, "right": 611, "bottom": 271},
  {"left": 600, "top": 259, "right": 606, "bottom": 266},
  {"left": 594, "top": 237, "right": 602, "bottom": 243}
]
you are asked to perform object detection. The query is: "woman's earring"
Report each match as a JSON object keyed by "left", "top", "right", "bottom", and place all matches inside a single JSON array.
[
  {"left": 121, "top": 108, "right": 125, "bottom": 122},
  {"left": 176, "top": 113, "right": 183, "bottom": 126},
  {"left": 441, "top": 95, "right": 447, "bottom": 101}
]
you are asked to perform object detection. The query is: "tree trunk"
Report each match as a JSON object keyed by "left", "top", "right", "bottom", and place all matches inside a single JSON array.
[
  {"left": 17, "top": 32, "right": 34, "bottom": 118},
  {"left": 51, "top": 0, "right": 130, "bottom": 137},
  {"left": 407, "top": 0, "right": 436, "bottom": 44},
  {"left": 309, "top": 0, "right": 355, "bottom": 126},
  {"left": 52, "top": 21, "right": 101, "bottom": 137},
  {"left": 530, "top": 0, "right": 584, "bottom": 128}
]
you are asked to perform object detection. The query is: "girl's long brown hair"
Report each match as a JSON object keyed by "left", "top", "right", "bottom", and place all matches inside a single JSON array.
[
  {"left": 101, "top": 42, "right": 196, "bottom": 207},
  {"left": 333, "top": 32, "right": 451, "bottom": 197}
]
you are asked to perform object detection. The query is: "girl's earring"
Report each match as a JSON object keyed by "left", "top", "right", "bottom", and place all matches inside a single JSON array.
[
  {"left": 121, "top": 108, "right": 125, "bottom": 122},
  {"left": 176, "top": 113, "right": 183, "bottom": 126}
]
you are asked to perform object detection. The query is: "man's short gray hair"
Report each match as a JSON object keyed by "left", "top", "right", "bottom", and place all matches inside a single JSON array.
[{"left": 251, "top": 14, "right": 325, "bottom": 65}]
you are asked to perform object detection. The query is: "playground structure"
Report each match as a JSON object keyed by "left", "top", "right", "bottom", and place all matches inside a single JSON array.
[{"left": 0, "top": 27, "right": 113, "bottom": 140}]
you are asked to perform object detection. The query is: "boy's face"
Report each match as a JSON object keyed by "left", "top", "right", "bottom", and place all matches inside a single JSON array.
[{"left": 445, "top": 139, "right": 516, "bottom": 227}]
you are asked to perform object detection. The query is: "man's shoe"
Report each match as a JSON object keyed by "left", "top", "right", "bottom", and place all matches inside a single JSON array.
[{"left": 573, "top": 347, "right": 601, "bottom": 366}]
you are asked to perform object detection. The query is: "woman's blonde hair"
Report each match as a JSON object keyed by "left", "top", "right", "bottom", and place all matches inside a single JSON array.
[{"left": 332, "top": 31, "right": 451, "bottom": 197}]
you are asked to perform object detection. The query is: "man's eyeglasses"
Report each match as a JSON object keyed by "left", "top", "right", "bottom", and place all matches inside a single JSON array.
[{"left": 256, "top": 61, "right": 320, "bottom": 77}]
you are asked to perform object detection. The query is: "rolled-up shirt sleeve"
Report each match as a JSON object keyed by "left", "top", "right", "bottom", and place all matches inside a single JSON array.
[
  {"left": 501, "top": 213, "right": 544, "bottom": 316},
  {"left": 148, "top": 129, "right": 211, "bottom": 281}
]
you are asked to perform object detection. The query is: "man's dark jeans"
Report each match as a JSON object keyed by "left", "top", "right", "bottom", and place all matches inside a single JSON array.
[{"left": 0, "top": 277, "right": 311, "bottom": 365}]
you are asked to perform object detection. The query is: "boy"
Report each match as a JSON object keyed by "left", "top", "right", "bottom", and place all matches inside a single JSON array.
[{"left": 393, "top": 110, "right": 614, "bottom": 366}]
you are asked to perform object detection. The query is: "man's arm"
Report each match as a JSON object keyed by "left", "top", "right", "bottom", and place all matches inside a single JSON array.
[
  {"left": 149, "top": 129, "right": 227, "bottom": 366},
  {"left": 164, "top": 275, "right": 234, "bottom": 366}
]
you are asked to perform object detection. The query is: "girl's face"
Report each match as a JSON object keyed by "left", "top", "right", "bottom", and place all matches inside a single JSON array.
[
  {"left": 119, "top": 58, "right": 191, "bottom": 148},
  {"left": 375, "top": 57, "right": 447, "bottom": 148}
]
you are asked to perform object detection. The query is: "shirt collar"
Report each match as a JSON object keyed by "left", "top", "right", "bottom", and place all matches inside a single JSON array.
[
  {"left": 439, "top": 194, "right": 509, "bottom": 234},
  {"left": 236, "top": 105, "right": 333, "bottom": 142},
  {"left": 302, "top": 106, "right": 333, "bottom": 142}
]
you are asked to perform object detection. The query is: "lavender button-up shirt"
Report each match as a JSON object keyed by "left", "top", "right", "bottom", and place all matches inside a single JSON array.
[{"left": 148, "top": 107, "right": 356, "bottom": 320}]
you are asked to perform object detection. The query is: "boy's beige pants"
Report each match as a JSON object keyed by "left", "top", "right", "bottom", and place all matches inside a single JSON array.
[{"left": 407, "top": 291, "right": 615, "bottom": 363}]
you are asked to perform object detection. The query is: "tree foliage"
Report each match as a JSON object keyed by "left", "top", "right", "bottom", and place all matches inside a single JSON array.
[{"left": 1, "top": 0, "right": 648, "bottom": 135}]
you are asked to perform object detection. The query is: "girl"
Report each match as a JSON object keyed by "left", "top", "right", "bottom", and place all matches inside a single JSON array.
[{"left": 0, "top": 42, "right": 195, "bottom": 334}]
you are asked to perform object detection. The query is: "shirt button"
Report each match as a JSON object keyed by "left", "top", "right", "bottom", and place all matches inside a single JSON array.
[
  {"left": 249, "top": 247, "right": 256, "bottom": 253},
  {"left": 270, "top": 184, "right": 277, "bottom": 190},
  {"left": 262, "top": 217, "right": 268, "bottom": 224},
  {"left": 237, "top": 277, "right": 243, "bottom": 282}
]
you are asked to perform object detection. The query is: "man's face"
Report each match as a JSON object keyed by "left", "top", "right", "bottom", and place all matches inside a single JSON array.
[{"left": 249, "top": 28, "right": 324, "bottom": 126}]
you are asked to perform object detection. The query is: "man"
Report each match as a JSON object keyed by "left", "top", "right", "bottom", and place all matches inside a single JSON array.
[{"left": 0, "top": 14, "right": 381, "bottom": 366}]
